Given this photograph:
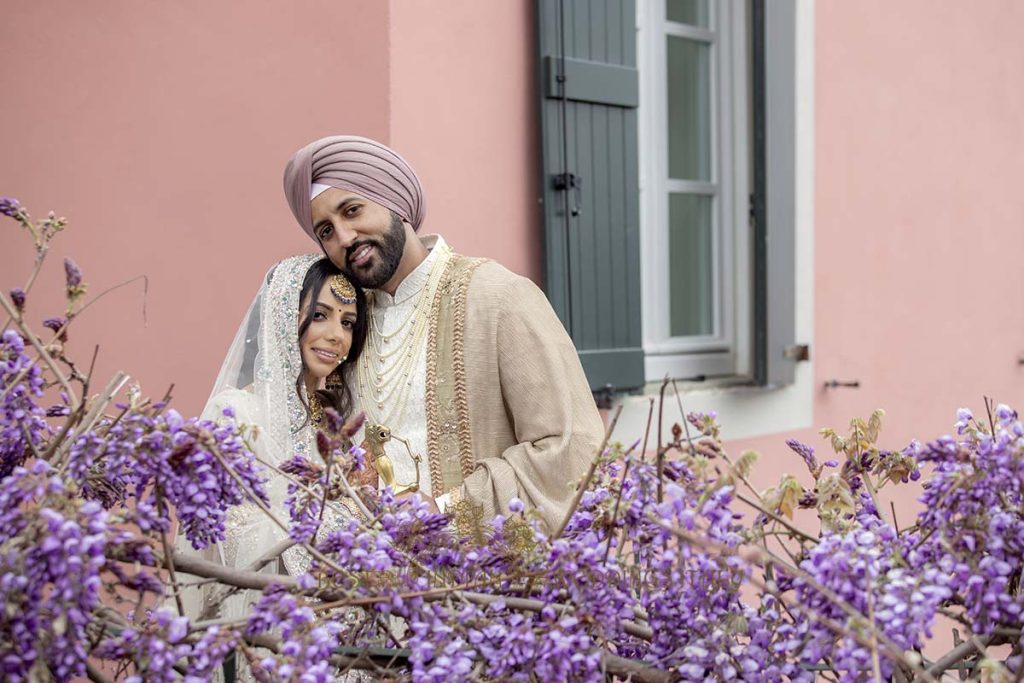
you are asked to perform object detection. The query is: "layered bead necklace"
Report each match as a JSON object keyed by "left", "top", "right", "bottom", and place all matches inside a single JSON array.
[{"left": 356, "top": 243, "right": 452, "bottom": 428}]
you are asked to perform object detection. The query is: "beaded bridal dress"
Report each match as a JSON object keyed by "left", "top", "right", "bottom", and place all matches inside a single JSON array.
[{"left": 176, "top": 254, "right": 367, "bottom": 682}]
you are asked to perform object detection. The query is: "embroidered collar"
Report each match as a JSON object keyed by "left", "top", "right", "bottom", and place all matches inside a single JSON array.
[{"left": 371, "top": 234, "right": 446, "bottom": 307}]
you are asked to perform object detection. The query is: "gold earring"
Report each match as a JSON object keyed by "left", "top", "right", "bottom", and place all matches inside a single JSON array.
[{"left": 326, "top": 371, "right": 344, "bottom": 389}]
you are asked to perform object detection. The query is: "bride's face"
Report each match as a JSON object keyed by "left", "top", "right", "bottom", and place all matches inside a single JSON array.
[{"left": 299, "top": 280, "right": 358, "bottom": 382}]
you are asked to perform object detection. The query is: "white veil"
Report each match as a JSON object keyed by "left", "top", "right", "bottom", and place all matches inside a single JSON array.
[
  {"left": 206, "top": 252, "right": 323, "bottom": 461},
  {"left": 177, "top": 253, "right": 323, "bottom": 626},
  {"left": 175, "top": 254, "right": 375, "bottom": 682}
]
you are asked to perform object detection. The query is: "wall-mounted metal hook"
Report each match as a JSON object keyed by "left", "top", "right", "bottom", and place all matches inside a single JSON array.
[{"left": 824, "top": 379, "right": 860, "bottom": 389}]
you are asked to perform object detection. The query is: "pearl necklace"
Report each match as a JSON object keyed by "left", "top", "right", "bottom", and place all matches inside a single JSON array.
[{"left": 356, "top": 244, "right": 452, "bottom": 427}]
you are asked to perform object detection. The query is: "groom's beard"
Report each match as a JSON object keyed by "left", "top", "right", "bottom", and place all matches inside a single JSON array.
[{"left": 343, "top": 212, "right": 406, "bottom": 289}]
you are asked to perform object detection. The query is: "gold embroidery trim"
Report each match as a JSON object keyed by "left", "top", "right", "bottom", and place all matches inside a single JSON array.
[
  {"left": 424, "top": 257, "right": 456, "bottom": 497},
  {"left": 452, "top": 258, "right": 485, "bottom": 479},
  {"left": 425, "top": 255, "right": 487, "bottom": 496}
]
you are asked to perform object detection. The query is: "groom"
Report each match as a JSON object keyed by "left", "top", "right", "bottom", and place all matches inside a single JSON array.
[{"left": 282, "top": 136, "right": 603, "bottom": 532}]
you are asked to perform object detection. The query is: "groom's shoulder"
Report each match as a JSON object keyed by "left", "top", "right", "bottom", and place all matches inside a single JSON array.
[{"left": 456, "top": 255, "right": 548, "bottom": 312}]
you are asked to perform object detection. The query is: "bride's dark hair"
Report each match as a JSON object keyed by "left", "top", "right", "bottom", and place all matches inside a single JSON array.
[{"left": 295, "top": 258, "right": 367, "bottom": 427}]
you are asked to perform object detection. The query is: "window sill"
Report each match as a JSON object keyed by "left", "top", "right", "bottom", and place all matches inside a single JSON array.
[{"left": 608, "top": 359, "right": 814, "bottom": 442}]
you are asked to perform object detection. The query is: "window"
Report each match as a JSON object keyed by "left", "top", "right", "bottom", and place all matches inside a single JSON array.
[
  {"left": 535, "top": 0, "right": 804, "bottom": 415},
  {"left": 638, "top": 0, "right": 752, "bottom": 382}
]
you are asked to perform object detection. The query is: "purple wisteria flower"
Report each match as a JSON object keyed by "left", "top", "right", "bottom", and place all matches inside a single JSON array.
[
  {"left": 791, "top": 518, "right": 951, "bottom": 680},
  {"left": 787, "top": 438, "right": 820, "bottom": 476},
  {"left": 63, "top": 257, "right": 82, "bottom": 288},
  {"left": 66, "top": 407, "right": 269, "bottom": 549},
  {"left": 41, "top": 317, "right": 68, "bottom": 342},
  {"left": 911, "top": 407, "right": 1024, "bottom": 634},
  {"left": 0, "top": 330, "right": 49, "bottom": 480},
  {"left": 9, "top": 288, "right": 25, "bottom": 312},
  {"left": 94, "top": 608, "right": 194, "bottom": 682},
  {"left": 5, "top": 264, "right": 1024, "bottom": 683},
  {"left": 0, "top": 197, "right": 20, "bottom": 218},
  {"left": 0, "top": 462, "right": 108, "bottom": 681},
  {"left": 245, "top": 583, "right": 342, "bottom": 681}
]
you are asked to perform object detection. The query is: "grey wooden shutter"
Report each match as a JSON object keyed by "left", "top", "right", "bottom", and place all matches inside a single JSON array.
[
  {"left": 535, "top": 0, "right": 645, "bottom": 394},
  {"left": 752, "top": 0, "right": 800, "bottom": 387}
]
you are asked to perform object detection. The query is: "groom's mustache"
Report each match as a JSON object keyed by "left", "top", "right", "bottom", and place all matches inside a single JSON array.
[{"left": 346, "top": 239, "right": 378, "bottom": 268}]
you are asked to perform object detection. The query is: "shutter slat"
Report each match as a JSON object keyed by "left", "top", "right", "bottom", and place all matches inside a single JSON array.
[{"left": 543, "top": 56, "right": 639, "bottom": 107}]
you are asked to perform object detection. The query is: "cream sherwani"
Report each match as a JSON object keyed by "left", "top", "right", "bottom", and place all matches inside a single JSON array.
[
  {"left": 354, "top": 235, "right": 604, "bottom": 532},
  {"left": 457, "top": 257, "right": 604, "bottom": 531}
]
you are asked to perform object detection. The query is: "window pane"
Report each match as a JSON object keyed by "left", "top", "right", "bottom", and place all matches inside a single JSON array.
[
  {"left": 668, "top": 193, "right": 713, "bottom": 337},
  {"left": 666, "top": 0, "right": 708, "bottom": 27},
  {"left": 666, "top": 36, "right": 711, "bottom": 180}
]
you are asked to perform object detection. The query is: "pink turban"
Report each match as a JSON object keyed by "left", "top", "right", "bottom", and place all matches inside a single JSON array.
[{"left": 283, "top": 135, "right": 426, "bottom": 240}]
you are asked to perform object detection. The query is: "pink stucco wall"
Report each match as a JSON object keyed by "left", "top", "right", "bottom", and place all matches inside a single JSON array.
[
  {"left": 389, "top": 0, "right": 542, "bottom": 283},
  {"left": 0, "top": 0, "right": 538, "bottom": 418},
  {"left": 733, "top": 0, "right": 1024, "bottom": 509},
  {"left": 812, "top": 0, "right": 1024, "bottom": 436}
]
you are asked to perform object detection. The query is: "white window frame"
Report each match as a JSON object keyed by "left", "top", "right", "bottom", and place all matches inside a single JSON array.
[
  {"left": 616, "top": 0, "right": 814, "bottom": 441},
  {"left": 638, "top": 0, "right": 751, "bottom": 383}
]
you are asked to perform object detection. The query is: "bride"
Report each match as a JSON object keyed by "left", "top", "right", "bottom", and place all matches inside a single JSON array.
[
  {"left": 206, "top": 253, "right": 365, "bottom": 462},
  {"left": 177, "top": 253, "right": 367, "bottom": 679}
]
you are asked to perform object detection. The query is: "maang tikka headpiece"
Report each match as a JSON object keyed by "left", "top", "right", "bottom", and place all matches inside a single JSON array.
[{"left": 329, "top": 273, "right": 357, "bottom": 304}]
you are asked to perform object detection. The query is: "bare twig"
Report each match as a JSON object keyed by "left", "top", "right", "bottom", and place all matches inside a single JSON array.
[
  {"left": 656, "top": 377, "right": 669, "bottom": 502},
  {"left": 330, "top": 457, "right": 376, "bottom": 524},
  {"left": 316, "top": 432, "right": 336, "bottom": 526},
  {"left": 53, "top": 371, "right": 129, "bottom": 471},
  {"left": 0, "top": 242, "right": 45, "bottom": 331},
  {"left": 72, "top": 274, "right": 149, "bottom": 323},
  {"left": 0, "top": 272, "right": 145, "bottom": 405},
  {"left": 734, "top": 491, "right": 819, "bottom": 543},
  {"left": 717, "top": 450, "right": 767, "bottom": 506},
  {"left": 552, "top": 404, "right": 622, "bottom": 540},
  {"left": 171, "top": 550, "right": 295, "bottom": 593},
  {"left": 154, "top": 483, "right": 186, "bottom": 617},
  {"left": 602, "top": 652, "right": 676, "bottom": 683},
  {"left": 603, "top": 441, "right": 642, "bottom": 566},
  {"left": 453, "top": 590, "right": 652, "bottom": 641},
  {"left": 865, "top": 586, "right": 882, "bottom": 682},
  {"left": 925, "top": 634, "right": 993, "bottom": 677},
  {"left": 670, "top": 378, "right": 697, "bottom": 453},
  {"left": 176, "top": 549, "right": 657, "bottom": 644},
  {"left": 0, "top": 291, "right": 79, "bottom": 410},
  {"left": 196, "top": 537, "right": 297, "bottom": 621},
  {"left": 247, "top": 452, "right": 441, "bottom": 581},
  {"left": 640, "top": 398, "right": 655, "bottom": 462},
  {"left": 79, "top": 344, "right": 100, "bottom": 397},
  {"left": 239, "top": 632, "right": 398, "bottom": 674},
  {"left": 75, "top": 371, "right": 129, "bottom": 435},
  {"left": 85, "top": 662, "right": 116, "bottom": 683}
]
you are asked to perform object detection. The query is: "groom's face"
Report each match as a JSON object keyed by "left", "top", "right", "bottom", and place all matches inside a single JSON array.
[{"left": 310, "top": 188, "right": 406, "bottom": 289}]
